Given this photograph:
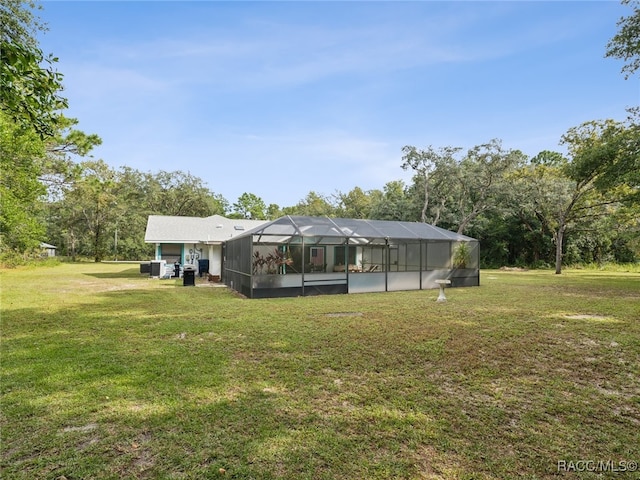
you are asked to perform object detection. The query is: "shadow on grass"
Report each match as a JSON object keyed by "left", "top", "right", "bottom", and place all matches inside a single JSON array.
[
  {"left": 84, "top": 268, "right": 143, "bottom": 278},
  {"left": 3, "top": 274, "right": 640, "bottom": 479},
  {"left": 1, "top": 288, "right": 426, "bottom": 478}
]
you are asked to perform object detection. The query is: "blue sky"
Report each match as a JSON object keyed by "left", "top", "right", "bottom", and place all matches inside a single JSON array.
[{"left": 38, "top": 1, "right": 639, "bottom": 208}]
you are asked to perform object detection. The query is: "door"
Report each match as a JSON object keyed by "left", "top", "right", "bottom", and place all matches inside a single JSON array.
[{"left": 310, "top": 246, "right": 325, "bottom": 272}]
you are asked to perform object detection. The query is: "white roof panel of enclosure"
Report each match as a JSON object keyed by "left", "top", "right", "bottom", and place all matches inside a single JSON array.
[{"left": 238, "top": 216, "right": 476, "bottom": 242}]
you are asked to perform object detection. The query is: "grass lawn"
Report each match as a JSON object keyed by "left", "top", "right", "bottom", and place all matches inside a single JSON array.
[{"left": 1, "top": 263, "right": 639, "bottom": 479}]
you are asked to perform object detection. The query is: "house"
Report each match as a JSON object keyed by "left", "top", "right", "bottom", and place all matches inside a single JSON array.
[
  {"left": 224, "top": 215, "right": 480, "bottom": 298},
  {"left": 144, "top": 215, "right": 269, "bottom": 277}
]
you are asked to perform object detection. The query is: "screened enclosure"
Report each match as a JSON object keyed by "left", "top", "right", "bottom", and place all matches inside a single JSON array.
[{"left": 224, "top": 216, "right": 479, "bottom": 298}]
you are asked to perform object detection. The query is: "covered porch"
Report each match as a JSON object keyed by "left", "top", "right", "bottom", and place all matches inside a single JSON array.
[{"left": 224, "top": 216, "right": 479, "bottom": 298}]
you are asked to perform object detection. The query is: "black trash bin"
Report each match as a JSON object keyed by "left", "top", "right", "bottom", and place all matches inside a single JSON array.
[
  {"left": 198, "top": 259, "right": 209, "bottom": 278},
  {"left": 183, "top": 264, "right": 196, "bottom": 286},
  {"left": 173, "top": 262, "right": 181, "bottom": 278}
]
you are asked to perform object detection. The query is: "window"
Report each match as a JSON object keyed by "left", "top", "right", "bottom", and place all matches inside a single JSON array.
[{"left": 160, "top": 243, "right": 182, "bottom": 264}]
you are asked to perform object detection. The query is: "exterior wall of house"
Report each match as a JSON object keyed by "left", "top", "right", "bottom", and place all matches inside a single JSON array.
[
  {"left": 145, "top": 215, "right": 269, "bottom": 280},
  {"left": 155, "top": 242, "right": 224, "bottom": 277},
  {"left": 184, "top": 243, "right": 204, "bottom": 266},
  {"left": 208, "top": 244, "right": 222, "bottom": 276}
]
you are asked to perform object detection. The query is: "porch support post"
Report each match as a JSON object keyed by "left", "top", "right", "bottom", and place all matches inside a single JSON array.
[
  {"left": 384, "top": 237, "right": 389, "bottom": 292},
  {"left": 301, "top": 236, "right": 305, "bottom": 296},
  {"left": 345, "top": 239, "right": 349, "bottom": 285},
  {"left": 419, "top": 240, "right": 423, "bottom": 290}
]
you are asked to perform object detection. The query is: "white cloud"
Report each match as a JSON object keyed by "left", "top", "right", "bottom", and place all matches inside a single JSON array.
[{"left": 72, "top": 8, "right": 526, "bottom": 94}]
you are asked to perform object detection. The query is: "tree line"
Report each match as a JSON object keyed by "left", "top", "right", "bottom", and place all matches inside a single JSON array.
[{"left": 2, "top": 1, "right": 639, "bottom": 272}]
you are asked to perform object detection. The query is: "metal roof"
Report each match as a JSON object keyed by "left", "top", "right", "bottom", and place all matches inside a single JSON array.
[{"left": 238, "top": 216, "right": 476, "bottom": 242}]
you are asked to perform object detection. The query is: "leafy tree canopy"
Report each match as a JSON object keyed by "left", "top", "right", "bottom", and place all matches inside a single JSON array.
[
  {"left": 606, "top": 0, "right": 640, "bottom": 78},
  {"left": 0, "top": 110, "right": 47, "bottom": 251},
  {"left": 0, "top": 0, "right": 67, "bottom": 137},
  {"left": 232, "top": 192, "right": 267, "bottom": 219},
  {"left": 561, "top": 117, "right": 640, "bottom": 200}
]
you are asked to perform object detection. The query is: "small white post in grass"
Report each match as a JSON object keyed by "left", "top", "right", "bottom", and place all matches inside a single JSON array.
[{"left": 435, "top": 279, "right": 451, "bottom": 302}]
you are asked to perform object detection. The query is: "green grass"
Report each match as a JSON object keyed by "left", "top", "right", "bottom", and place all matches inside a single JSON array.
[{"left": 1, "top": 264, "right": 639, "bottom": 479}]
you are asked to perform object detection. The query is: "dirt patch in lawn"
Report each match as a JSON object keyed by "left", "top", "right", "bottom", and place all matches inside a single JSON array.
[{"left": 563, "top": 314, "right": 611, "bottom": 321}]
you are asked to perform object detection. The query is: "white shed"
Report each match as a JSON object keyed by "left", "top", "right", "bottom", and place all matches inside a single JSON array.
[{"left": 40, "top": 242, "right": 57, "bottom": 257}]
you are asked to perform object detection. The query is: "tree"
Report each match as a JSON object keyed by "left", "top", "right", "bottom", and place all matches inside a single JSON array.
[
  {"left": 401, "top": 145, "right": 461, "bottom": 223},
  {"left": 145, "top": 170, "right": 227, "bottom": 217},
  {"left": 61, "top": 161, "right": 119, "bottom": 262},
  {"left": 336, "top": 186, "right": 375, "bottom": 219},
  {"left": 561, "top": 117, "right": 639, "bottom": 200},
  {"left": 512, "top": 152, "right": 582, "bottom": 274},
  {"left": 232, "top": 192, "right": 267, "bottom": 219},
  {"left": 369, "top": 181, "right": 415, "bottom": 221},
  {"left": 0, "top": 0, "right": 67, "bottom": 137},
  {"left": 606, "top": 0, "right": 640, "bottom": 79},
  {"left": 285, "top": 191, "right": 337, "bottom": 217},
  {"left": 450, "top": 140, "right": 525, "bottom": 235},
  {"left": 46, "top": 165, "right": 231, "bottom": 261},
  {"left": 266, "top": 203, "right": 282, "bottom": 220},
  {"left": 1, "top": 110, "right": 102, "bottom": 261},
  {"left": 502, "top": 151, "right": 566, "bottom": 266},
  {"left": 0, "top": 110, "right": 47, "bottom": 253},
  {"left": 610, "top": 203, "right": 640, "bottom": 261},
  {"left": 108, "top": 167, "right": 154, "bottom": 260},
  {"left": 0, "top": 2, "right": 102, "bottom": 263},
  {"left": 41, "top": 115, "right": 102, "bottom": 200},
  {"left": 547, "top": 118, "right": 640, "bottom": 273},
  {"left": 512, "top": 118, "right": 637, "bottom": 275}
]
